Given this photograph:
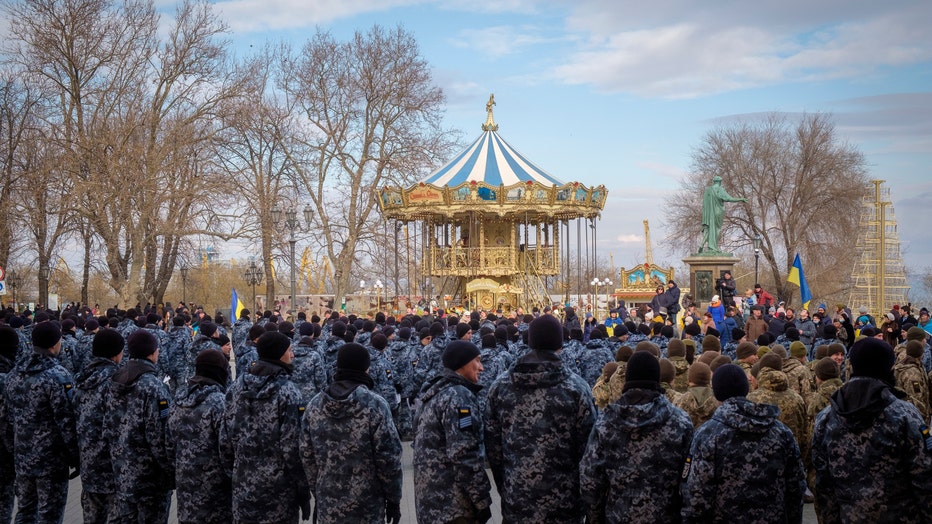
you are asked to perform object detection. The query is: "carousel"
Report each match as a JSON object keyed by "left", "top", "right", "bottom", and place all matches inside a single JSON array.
[{"left": 376, "top": 95, "right": 607, "bottom": 311}]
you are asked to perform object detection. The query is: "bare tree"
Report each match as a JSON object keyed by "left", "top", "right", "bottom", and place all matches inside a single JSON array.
[
  {"left": 279, "top": 24, "right": 459, "bottom": 307},
  {"left": 664, "top": 113, "right": 867, "bottom": 304}
]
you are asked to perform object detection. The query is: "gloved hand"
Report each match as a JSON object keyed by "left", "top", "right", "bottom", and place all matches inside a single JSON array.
[
  {"left": 601, "top": 361, "right": 618, "bottom": 380},
  {"left": 385, "top": 500, "right": 401, "bottom": 524},
  {"left": 477, "top": 506, "right": 493, "bottom": 523}
]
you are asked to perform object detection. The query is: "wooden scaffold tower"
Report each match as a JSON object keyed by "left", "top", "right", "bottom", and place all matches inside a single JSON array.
[{"left": 847, "top": 180, "right": 910, "bottom": 317}]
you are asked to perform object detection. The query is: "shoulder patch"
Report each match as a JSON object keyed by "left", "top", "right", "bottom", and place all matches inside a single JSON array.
[
  {"left": 458, "top": 407, "right": 473, "bottom": 429},
  {"left": 921, "top": 425, "right": 932, "bottom": 452},
  {"left": 158, "top": 399, "right": 169, "bottom": 419},
  {"left": 298, "top": 406, "right": 306, "bottom": 413},
  {"left": 682, "top": 456, "right": 692, "bottom": 480}
]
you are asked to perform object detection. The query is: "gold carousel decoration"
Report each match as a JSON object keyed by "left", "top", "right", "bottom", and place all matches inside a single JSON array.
[
  {"left": 613, "top": 220, "right": 677, "bottom": 307},
  {"left": 376, "top": 95, "right": 607, "bottom": 310}
]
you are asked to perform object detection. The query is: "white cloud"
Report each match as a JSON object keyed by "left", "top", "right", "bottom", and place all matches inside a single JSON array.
[
  {"left": 615, "top": 234, "right": 642, "bottom": 243},
  {"left": 449, "top": 25, "right": 556, "bottom": 58},
  {"left": 213, "top": 0, "right": 421, "bottom": 32},
  {"left": 552, "top": 1, "right": 932, "bottom": 98}
]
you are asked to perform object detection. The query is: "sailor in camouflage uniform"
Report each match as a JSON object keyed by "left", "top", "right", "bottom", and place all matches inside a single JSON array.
[
  {"left": 413, "top": 323, "right": 451, "bottom": 387},
  {"left": 320, "top": 321, "right": 347, "bottom": 384},
  {"left": 388, "top": 327, "right": 417, "bottom": 440},
  {"left": 169, "top": 349, "right": 232, "bottom": 524},
  {"left": 165, "top": 316, "right": 195, "bottom": 390},
  {"left": 893, "top": 340, "right": 931, "bottom": 419},
  {"left": 221, "top": 331, "right": 310, "bottom": 523},
  {"left": 231, "top": 309, "right": 253, "bottom": 355},
  {"left": 105, "top": 330, "right": 174, "bottom": 523},
  {"left": 367, "top": 334, "right": 400, "bottom": 413},
  {"left": 74, "top": 328, "right": 124, "bottom": 523},
  {"left": 414, "top": 340, "right": 492, "bottom": 523},
  {"left": 812, "top": 337, "right": 932, "bottom": 523},
  {"left": 58, "top": 319, "right": 81, "bottom": 374},
  {"left": 0, "top": 327, "right": 20, "bottom": 523},
  {"left": 576, "top": 329, "right": 615, "bottom": 388},
  {"left": 234, "top": 324, "right": 264, "bottom": 379},
  {"left": 4, "top": 322, "right": 78, "bottom": 523},
  {"left": 581, "top": 352, "right": 693, "bottom": 523},
  {"left": 485, "top": 314, "right": 596, "bottom": 523},
  {"left": 291, "top": 323, "right": 328, "bottom": 404},
  {"left": 681, "top": 364, "right": 805, "bottom": 523},
  {"left": 301, "top": 343, "right": 403, "bottom": 524},
  {"left": 74, "top": 318, "right": 101, "bottom": 376}
]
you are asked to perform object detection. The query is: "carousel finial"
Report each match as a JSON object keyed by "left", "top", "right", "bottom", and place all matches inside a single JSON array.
[{"left": 482, "top": 93, "right": 498, "bottom": 131}]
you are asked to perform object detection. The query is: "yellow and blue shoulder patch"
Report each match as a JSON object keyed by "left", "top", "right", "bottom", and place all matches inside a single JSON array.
[
  {"left": 158, "top": 399, "right": 169, "bottom": 419},
  {"left": 458, "top": 407, "right": 472, "bottom": 429},
  {"left": 921, "top": 425, "right": 932, "bottom": 452},
  {"left": 682, "top": 456, "right": 692, "bottom": 479}
]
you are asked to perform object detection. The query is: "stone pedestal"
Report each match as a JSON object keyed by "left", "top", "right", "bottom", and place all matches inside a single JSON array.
[{"left": 682, "top": 254, "right": 740, "bottom": 310}]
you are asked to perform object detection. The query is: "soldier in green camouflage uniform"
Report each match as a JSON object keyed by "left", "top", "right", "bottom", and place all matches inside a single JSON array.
[
  {"left": 667, "top": 339, "right": 690, "bottom": 393},
  {"left": 748, "top": 353, "right": 809, "bottom": 458},
  {"left": 485, "top": 315, "right": 596, "bottom": 523},
  {"left": 302, "top": 343, "right": 403, "bottom": 524},
  {"left": 893, "top": 340, "right": 931, "bottom": 419},
  {"left": 414, "top": 341, "right": 492, "bottom": 523},
  {"left": 813, "top": 338, "right": 932, "bottom": 523},
  {"left": 681, "top": 364, "right": 805, "bottom": 523},
  {"left": 591, "top": 345, "right": 632, "bottom": 409},
  {"left": 581, "top": 352, "right": 693, "bottom": 522},
  {"left": 674, "top": 362, "right": 719, "bottom": 429},
  {"left": 659, "top": 358, "right": 682, "bottom": 404},
  {"left": 785, "top": 341, "right": 813, "bottom": 406},
  {"left": 805, "top": 358, "right": 842, "bottom": 495}
]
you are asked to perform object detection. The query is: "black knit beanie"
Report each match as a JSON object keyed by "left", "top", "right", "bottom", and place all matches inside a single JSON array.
[
  {"left": 32, "top": 322, "right": 62, "bottom": 350},
  {"left": 0, "top": 326, "right": 18, "bottom": 360},
  {"left": 195, "top": 349, "right": 230, "bottom": 387},
  {"left": 443, "top": 340, "right": 480, "bottom": 371},
  {"left": 257, "top": 331, "right": 291, "bottom": 360},
  {"left": 623, "top": 351, "right": 660, "bottom": 392},
  {"left": 127, "top": 330, "right": 157, "bottom": 359},
  {"left": 849, "top": 337, "right": 895, "bottom": 384},
  {"left": 712, "top": 364, "right": 749, "bottom": 401},
  {"left": 528, "top": 315, "right": 563, "bottom": 352},
  {"left": 92, "top": 328, "right": 125, "bottom": 359}
]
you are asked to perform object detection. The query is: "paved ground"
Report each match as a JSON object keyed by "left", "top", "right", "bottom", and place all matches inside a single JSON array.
[{"left": 54, "top": 442, "right": 816, "bottom": 523}]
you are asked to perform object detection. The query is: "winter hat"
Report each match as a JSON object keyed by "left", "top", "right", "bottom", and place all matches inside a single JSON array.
[
  {"left": 615, "top": 345, "right": 633, "bottom": 362},
  {"left": 784, "top": 326, "right": 800, "bottom": 341},
  {"left": 613, "top": 325, "right": 629, "bottom": 337},
  {"left": 8, "top": 316, "right": 23, "bottom": 329},
  {"left": 684, "top": 323, "right": 701, "bottom": 337},
  {"left": 731, "top": 327, "right": 746, "bottom": 341},
  {"left": 0, "top": 326, "right": 18, "bottom": 360},
  {"left": 200, "top": 322, "right": 218, "bottom": 338},
  {"left": 736, "top": 341, "right": 758, "bottom": 360},
  {"left": 638, "top": 323, "right": 652, "bottom": 336},
  {"left": 337, "top": 343, "right": 371, "bottom": 372},
  {"left": 660, "top": 325, "right": 675, "bottom": 339},
  {"left": 706, "top": 327, "right": 720, "bottom": 338},
  {"left": 279, "top": 322, "right": 295, "bottom": 337},
  {"left": 814, "top": 345, "right": 829, "bottom": 360},
  {"left": 635, "top": 341, "right": 660, "bottom": 357},
  {"left": 34, "top": 312, "right": 51, "bottom": 323},
  {"left": 697, "top": 351, "right": 720, "bottom": 366},
  {"left": 528, "top": 315, "right": 563, "bottom": 352},
  {"left": 683, "top": 339, "right": 697, "bottom": 364},
  {"left": 688, "top": 362, "right": 712, "bottom": 387},
  {"left": 849, "top": 337, "right": 896, "bottom": 383},
  {"left": 859, "top": 305, "right": 869, "bottom": 315},
  {"left": 623, "top": 351, "right": 660, "bottom": 392},
  {"left": 814, "top": 357, "right": 840, "bottom": 381},
  {"left": 61, "top": 319, "right": 76, "bottom": 332},
  {"left": 757, "top": 352, "right": 784, "bottom": 373},
  {"left": 455, "top": 322, "right": 472, "bottom": 340},
  {"left": 418, "top": 327, "right": 432, "bottom": 341},
  {"left": 92, "top": 328, "right": 125, "bottom": 359},
  {"left": 659, "top": 358, "right": 676, "bottom": 384},
  {"left": 370, "top": 333, "right": 388, "bottom": 351},
  {"left": 442, "top": 340, "right": 480, "bottom": 371},
  {"left": 481, "top": 334, "right": 497, "bottom": 349},
  {"left": 711, "top": 295, "right": 720, "bottom": 303},
  {"left": 332, "top": 321, "right": 347, "bottom": 338},
  {"left": 127, "top": 330, "right": 158, "bottom": 359},
  {"left": 667, "top": 339, "right": 686, "bottom": 358},
  {"left": 710, "top": 354, "right": 732, "bottom": 373},
  {"left": 701, "top": 335, "right": 721, "bottom": 353},
  {"left": 757, "top": 346, "right": 770, "bottom": 359},
  {"left": 397, "top": 327, "right": 412, "bottom": 341},
  {"left": 382, "top": 326, "right": 395, "bottom": 339},
  {"left": 827, "top": 343, "right": 845, "bottom": 357},
  {"left": 195, "top": 349, "right": 230, "bottom": 386},
  {"left": 84, "top": 319, "right": 100, "bottom": 332},
  {"left": 756, "top": 334, "right": 771, "bottom": 347},
  {"left": 860, "top": 326, "right": 877, "bottom": 337},
  {"left": 257, "top": 331, "right": 292, "bottom": 360},
  {"left": 712, "top": 364, "right": 749, "bottom": 401},
  {"left": 906, "top": 340, "right": 924, "bottom": 359},
  {"left": 771, "top": 344, "right": 787, "bottom": 359},
  {"left": 248, "top": 324, "right": 266, "bottom": 341},
  {"left": 789, "top": 341, "right": 807, "bottom": 359},
  {"left": 32, "top": 322, "right": 62, "bottom": 350},
  {"left": 823, "top": 325, "right": 838, "bottom": 338},
  {"left": 299, "top": 322, "right": 315, "bottom": 337},
  {"left": 907, "top": 326, "right": 927, "bottom": 342}
]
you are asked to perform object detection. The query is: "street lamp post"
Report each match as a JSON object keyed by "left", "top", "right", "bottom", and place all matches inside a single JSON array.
[
  {"left": 7, "top": 270, "right": 17, "bottom": 311},
  {"left": 753, "top": 234, "right": 762, "bottom": 286},
  {"left": 243, "top": 259, "right": 264, "bottom": 315},
  {"left": 374, "top": 279, "right": 384, "bottom": 313},
  {"left": 590, "top": 278, "right": 613, "bottom": 319},
  {"left": 38, "top": 264, "right": 51, "bottom": 308},
  {"left": 273, "top": 204, "right": 314, "bottom": 319},
  {"left": 359, "top": 280, "right": 367, "bottom": 314},
  {"left": 180, "top": 265, "right": 189, "bottom": 305}
]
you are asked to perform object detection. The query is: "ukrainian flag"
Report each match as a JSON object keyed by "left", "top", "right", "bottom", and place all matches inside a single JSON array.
[
  {"left": 787, "top": 253, "right": 812, "bottom": 310},
  {"left": 231, "top": 288, "right": 245, "bottom": 320}
]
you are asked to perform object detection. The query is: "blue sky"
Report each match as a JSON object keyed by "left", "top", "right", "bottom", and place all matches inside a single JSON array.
[{"left": 201, "top": 0, "right": 931, "bottom": 279}]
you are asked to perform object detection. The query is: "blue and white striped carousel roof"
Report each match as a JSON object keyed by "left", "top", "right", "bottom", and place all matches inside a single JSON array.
[{"left": 420, "top": 130, "right": 565, "bottom": 187}]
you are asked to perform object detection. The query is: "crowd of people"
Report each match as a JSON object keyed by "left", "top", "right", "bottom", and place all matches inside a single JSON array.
[{"left": 1, "top": 292, "right": 931, "bottom": 523}]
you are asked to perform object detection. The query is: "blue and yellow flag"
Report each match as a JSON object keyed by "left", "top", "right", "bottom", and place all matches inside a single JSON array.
[
  {"left": 231, "top": 288, "right": 245, "bottom": 320},
  {"left": 787, "top": 253, "right": 812, "bottom": 310}
]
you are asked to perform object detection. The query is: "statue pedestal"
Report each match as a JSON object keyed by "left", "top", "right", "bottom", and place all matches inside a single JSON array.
[{"left": 682, "top": 254, "right": 740, "bottom": 310}]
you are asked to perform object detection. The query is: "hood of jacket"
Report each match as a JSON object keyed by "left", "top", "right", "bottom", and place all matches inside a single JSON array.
[
  {"left": 606, "top": 389, "right": 674, "bottom": 432},
  {"left": 239, "top": 358, "right": 293, "bottom": 400},
  {"left": 75, "top": 357, "right": 118, "bottom": 391},
  {"left": 714, "top": 396, "right": 780, "bottom": 434},
  {"left": 111, "top": 359, "right": 158, "bottom": 398},
  {"left": 292, "top": 341, "right": 315, "bottom": 358},
  {"left": 419, "top": 369, "right": 482, "bottom": 406},
  {"left": 20, "top": 347, "right": 60, "bottom": 375},
  {"left": 829, "top": 376, "right": 903, "bottom": 430},
  {"left": 509, "top": 350, "right": 570, "bottom": 389},
  {"left": 317, "top": 384, "right": 378, "bottom": 420},
  {"left": 757, "top": 368, "right": 789, "bottom": 392},
  {"left": 175, "top": 376, "right": 223, "bottom": 409}
]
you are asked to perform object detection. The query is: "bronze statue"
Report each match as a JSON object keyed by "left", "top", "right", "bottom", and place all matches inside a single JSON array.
[{"left": 698, "top": 176, "right": 746, "bottom": 254}]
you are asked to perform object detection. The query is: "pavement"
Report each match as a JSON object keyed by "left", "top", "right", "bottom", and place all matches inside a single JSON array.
[{"left": 54, "top": 442, "right": 815, "bottom": 523}]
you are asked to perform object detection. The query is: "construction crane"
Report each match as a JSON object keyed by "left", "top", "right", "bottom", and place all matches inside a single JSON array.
[{"left": 643, "top": 220, "right": 653, "bottom": 266}]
